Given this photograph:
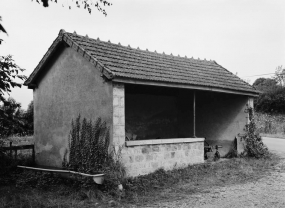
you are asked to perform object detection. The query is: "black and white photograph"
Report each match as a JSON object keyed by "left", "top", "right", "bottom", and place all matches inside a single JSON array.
[{"left": 0, "top": 0, "right": 285, "bottom": 207}]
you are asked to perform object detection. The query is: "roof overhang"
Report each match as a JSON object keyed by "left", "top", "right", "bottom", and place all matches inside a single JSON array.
[{"left": 113, "top": 77, "right": 259, "bottom": 97}]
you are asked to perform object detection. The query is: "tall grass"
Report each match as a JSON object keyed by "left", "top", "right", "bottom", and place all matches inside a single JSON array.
[{"left": 255, "top": 112, "right": 285, "bottom": 138}]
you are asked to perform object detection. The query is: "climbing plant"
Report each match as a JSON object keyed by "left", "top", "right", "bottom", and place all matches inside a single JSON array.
[{"left": 240, "top": 106, "right": 270, "bottom": 158}]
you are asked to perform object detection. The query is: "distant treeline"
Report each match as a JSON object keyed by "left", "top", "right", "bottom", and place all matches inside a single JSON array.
[{"left": 253, "top": 76, "right": 285, "bottom": 114}]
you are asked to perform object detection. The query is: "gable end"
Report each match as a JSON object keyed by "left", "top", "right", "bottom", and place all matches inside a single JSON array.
[{"left": 24, "top": 29, "right": 115, "bottom": 89}]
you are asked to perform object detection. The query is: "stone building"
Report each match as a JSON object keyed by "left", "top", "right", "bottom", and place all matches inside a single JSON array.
[{"left": 24, "top": 29, "right": 258, "bottom": 176}]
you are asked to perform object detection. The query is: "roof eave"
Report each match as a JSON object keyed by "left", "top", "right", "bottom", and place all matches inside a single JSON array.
[{"left": 112, "top": 76, "right": 259, "bottom": 97}]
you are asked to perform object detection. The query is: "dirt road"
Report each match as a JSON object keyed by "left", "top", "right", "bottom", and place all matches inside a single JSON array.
[{"left": 144, "top": 137, "right": 285, "bottom": 208}]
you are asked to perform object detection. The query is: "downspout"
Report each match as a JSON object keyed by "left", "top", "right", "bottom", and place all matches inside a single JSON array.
[{"left": 193, "top": 90, "right": 196, "bottom": 138}]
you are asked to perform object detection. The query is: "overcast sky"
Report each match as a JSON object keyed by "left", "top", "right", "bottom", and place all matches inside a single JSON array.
[{"left": 0, "top": 0, "right": 284, "bottom": 109}]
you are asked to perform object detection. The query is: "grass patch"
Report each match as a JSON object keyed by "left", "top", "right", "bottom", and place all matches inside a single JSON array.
[
  {"left": 1, "top": 153, "right": 281, "bottom": 207},
  {"left": 122, "top": 153, "right": 281, "bottom": 205}
]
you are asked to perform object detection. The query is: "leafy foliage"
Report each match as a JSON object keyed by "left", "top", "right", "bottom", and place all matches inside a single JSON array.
[
  {"left": 252, "top": 78, "right": 278, "bottom": 93},
  {"left": 254, "top": 87, "right": 285, "bottom": 114},
  {"left": 0, "top": 16, "right": 8, "bottom": 44},
  {"left": 274, "top": 65, "right": 285, "bottom": 87},
  {"left": 0, "top": 98, "right": 25, "bottom": 138},
  {"left": 0, "top": 55, "right": 27, "bottom": 104},
  {"left": 23, "top": 101, "right": 34, "bottom": 135},
  {"left": 64, "top": 116, "right": 110, "bottom": 173},
  {"left": 240, "top": 107, "right": 269, "bottom": 158},
  {"left": 253, "top": 66, "right": 285, "bottom": 114},
  {"left": 0, "top": 98, "right": 33, "bottom": 138},
  {"left": 63, "top": 116, "right": 126, "bottom": 188},
  {"left": 35, "top": 0, "right": 112, "bottom": 15}
]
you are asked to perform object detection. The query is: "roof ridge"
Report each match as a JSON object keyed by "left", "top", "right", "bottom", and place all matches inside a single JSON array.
[{"left": 65, "top": 31, "right": 215, "bottom": 63}]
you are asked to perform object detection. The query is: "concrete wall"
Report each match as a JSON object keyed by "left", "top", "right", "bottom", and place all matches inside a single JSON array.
[
  {"left": 33, "top": 46, "right": 113, "bottom": 167},
  {"left": 195, "top": 91, "right": 249, "bottom": 156}
]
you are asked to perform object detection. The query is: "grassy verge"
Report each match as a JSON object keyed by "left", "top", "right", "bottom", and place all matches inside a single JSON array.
[
  {"left": 122, "top": 153, "right": 282, "bottom": 206},
  {"left": 0, "top": 153, "right": 282, "bottom": 207}
]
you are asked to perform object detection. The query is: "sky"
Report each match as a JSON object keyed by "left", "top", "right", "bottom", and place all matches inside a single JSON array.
[{"left": 0, "top": 0, "right": 284, "bottom": 109}]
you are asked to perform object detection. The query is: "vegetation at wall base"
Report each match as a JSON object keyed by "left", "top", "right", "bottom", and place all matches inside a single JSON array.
[
  {"left": 0, "top": 147, "right": 282, "bottom": 207},
  {"left": 62, "top": 115, "right": 126, "bottom": 189},
  {"left": 239, "top": 107, "right": 270, "bottom": 158}
]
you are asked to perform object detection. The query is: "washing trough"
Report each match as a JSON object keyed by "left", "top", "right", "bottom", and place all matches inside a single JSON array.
[{"left": 17, "top": 165, "right": 105, "bottom": 184}]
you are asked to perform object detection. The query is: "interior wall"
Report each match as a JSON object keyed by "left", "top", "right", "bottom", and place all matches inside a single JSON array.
[
  {"left": 195, "top": 91, "right": 248, "bottom": 156},
  {"left": 125, "top": 85, "right": 193, "bottom": 140},
  {"left": 125, "top": 84, "right": 248, "bottom": 156}
]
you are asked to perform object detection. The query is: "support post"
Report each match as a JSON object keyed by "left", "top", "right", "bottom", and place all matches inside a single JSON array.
[
  {"left": 32, "top": 144, "right": 35, "bottom": 163},
  {"left": 9, "top": 142, "right": 12, "bottom": 158},
  {"left": 193, "top": 91, "right": 196, "bottom": 138}
]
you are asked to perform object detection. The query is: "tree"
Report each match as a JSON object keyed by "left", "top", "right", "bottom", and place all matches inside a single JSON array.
[
  {"left": 0, "top": 0, "right": 112, "bottom": 43},
  {"left": 23, "top": 101, "right": 34, "bottom": 135},
  {"left": 0, "top": 55, "right": 27, "bottom": 104},
  {"left": 0, "top": 16, "right": 8, "bottom": 45},
  {"left": 34, "top": 0, "right": 112, "bottom": 15},
  {"left": 0, "top": 55, "right": 27, "bottom": 138},
  {"left": 252, "top": 78, "right": 278, "bottom": 93},
  {"left": 253, "top": 76, "right": 285, "bottom": 114},
  {"left": 274, "top": 65, "right": 285, "bottom": 87},
  {"left": 0, "top": 98, "right": 26, "bottom": 137}
]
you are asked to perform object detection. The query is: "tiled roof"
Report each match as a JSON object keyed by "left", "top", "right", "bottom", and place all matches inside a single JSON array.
[{"left": 25, "top": 30, "right": 258, "bottom": 95}]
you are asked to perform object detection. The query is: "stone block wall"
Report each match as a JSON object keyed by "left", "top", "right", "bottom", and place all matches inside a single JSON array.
[
  {"left": 112, "top": 83, "right": 125, "bottom": 148},
  {"left": 112, "top": 82, "right": 204, "bottom": 177},
  {"left": 121, "top": 141, "right": 204, "bottom": 177}
]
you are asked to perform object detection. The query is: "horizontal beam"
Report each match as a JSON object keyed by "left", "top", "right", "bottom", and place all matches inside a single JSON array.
[
  {"left": 2, "top": 145, "right": 34, "bottom": 151},
  {"left": 126, "top": 138, "right": 205, "bottom": 147},
  {"left": 113, "top": 77, "right": 259, "bottom": 97}
]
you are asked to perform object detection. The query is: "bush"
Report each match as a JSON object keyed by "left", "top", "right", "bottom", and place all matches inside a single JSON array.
[
  {"left": 255, "top": 87, "right": 285, "bottom": 114},
  {"left": 240, "top": 107, "right": 270, "bottom": 158}
]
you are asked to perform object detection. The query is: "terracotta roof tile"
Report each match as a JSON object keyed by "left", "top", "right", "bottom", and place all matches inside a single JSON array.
[
  {"left": 25, "top": 30, "right": 257, "bottom": 95},
  {"left": 65, "top": 32, "right": 256, "bottom": 93}
]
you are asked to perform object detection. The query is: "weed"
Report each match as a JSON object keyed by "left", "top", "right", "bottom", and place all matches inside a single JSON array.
[{"left": 62, "top": 115, "right": 126, "bottom": 191}]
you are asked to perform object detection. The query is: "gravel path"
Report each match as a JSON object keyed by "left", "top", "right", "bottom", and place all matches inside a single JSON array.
[{"left": 141, "top": 154, "right": 285, "bottom": 208}]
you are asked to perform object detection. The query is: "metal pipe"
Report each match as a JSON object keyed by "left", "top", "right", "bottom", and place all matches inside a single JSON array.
[
  {"left": 17, "top": 165, "right": 104, "bottom": 180},
  {"left": 193, "top": 90, "right": 196, "bottom": 137}
]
